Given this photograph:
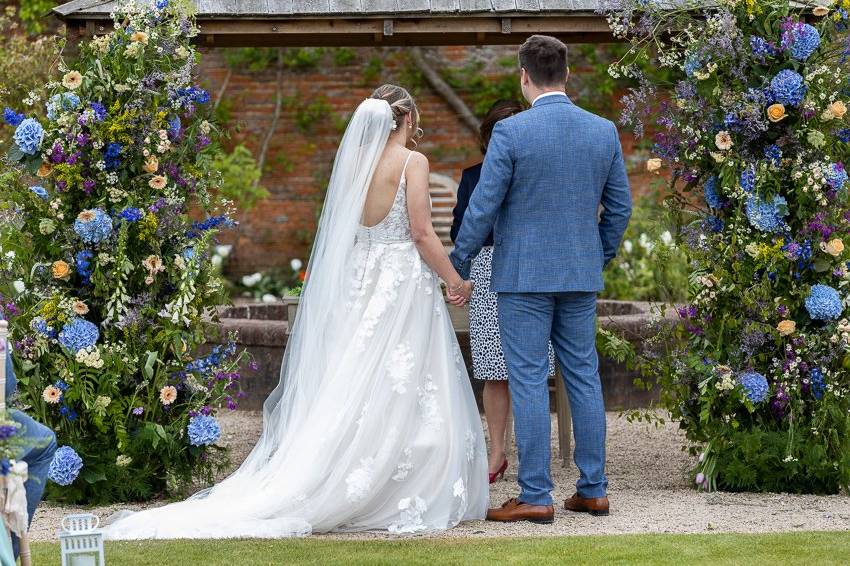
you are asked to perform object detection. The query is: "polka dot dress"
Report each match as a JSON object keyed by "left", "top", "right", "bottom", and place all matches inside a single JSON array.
[{"left": 468, "top": 246, "right": 556, "bottom": 381}]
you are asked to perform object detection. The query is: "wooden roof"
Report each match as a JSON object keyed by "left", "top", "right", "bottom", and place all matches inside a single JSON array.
[{"left": 54, "top": 0, "right": 614, "bottom": 47}]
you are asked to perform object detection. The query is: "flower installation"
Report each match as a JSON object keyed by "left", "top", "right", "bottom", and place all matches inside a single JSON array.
[
  {"left": 602, "top": 0, "right": 850, "bottom": 493},
  {"left": 0, "top": 0, "right": 246, "bottom": 503}
]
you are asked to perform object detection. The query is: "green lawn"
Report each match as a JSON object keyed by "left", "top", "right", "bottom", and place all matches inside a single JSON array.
[{"left": 35, "top": 531, "right": 850, "bottom": 565}]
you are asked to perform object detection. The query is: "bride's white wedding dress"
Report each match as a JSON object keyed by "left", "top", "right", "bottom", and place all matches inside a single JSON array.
[{"left": 105, "top": 99, "right": 488, "bottom": 539}]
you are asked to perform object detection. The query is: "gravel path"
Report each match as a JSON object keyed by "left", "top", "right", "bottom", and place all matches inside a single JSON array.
[{"left": 30, "top": 411, "right": 849, "bottom": 542}]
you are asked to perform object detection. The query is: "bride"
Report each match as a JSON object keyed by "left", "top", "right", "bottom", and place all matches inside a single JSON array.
[{"left": 105, "top": 85, "right": 488, "bottom": 539}]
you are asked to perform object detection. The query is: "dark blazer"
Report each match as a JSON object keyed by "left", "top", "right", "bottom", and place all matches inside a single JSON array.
[
  {"left": 450, "top": 94, "right": 632, "bottom": 293},
  {"left": 450, "top": 163, "right": 494, "bottom": 247}
]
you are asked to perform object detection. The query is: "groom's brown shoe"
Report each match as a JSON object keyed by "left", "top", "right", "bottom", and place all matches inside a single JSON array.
[
  {"left": 564, "top": 493, "right": 610, "bottom": 516},
  {"left": 486, "top": 498, "right": 554, "bottom": 524}
]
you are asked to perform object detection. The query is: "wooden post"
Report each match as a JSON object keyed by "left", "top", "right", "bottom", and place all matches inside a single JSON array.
[{"left": 554, "top": 367, "right": 572, "bottom": 468}]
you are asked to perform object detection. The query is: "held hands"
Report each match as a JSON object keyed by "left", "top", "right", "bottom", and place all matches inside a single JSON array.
[{"left": 446, "top": 280, "right": 473, "bottom": 307}]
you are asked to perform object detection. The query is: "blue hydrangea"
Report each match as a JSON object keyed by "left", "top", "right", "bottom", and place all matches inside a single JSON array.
[
  {"left": 704, "top": 176, "right": 722, "bottom": 209},
  {"left": 825, "top": 163, "right": 848, "bottom": 190},
  {"left": 46, "top": 93, "right": 81, "bottom": 121},
  {"left": 187, "top": 415, "right": 221, "bottom": 446},
  {"left": 805, "top": 284, "right": 843, "bottom": 321},
  {"left": 684, "top": 54, "right": 702, "bottom": 77},
  {"left": 48, "top": 446, "right": 83, "bottom": 486},
  {"left": 810, "top": 368, "right": 826, "bottom": 400},
  {"left": 770, "top": 70, "right": 807, "bottom": 107},
  {"left": 73, "top": 209, "right": 113, "bottom": 244},
  {"left": 764, "top": 144, "right": 782, "bottom": 166},
  {"left": 3, "top": 108, "right": 24, "bottom": 126},
  {"left": 739, "top": 371, "right": 769, "bottom": 403},
  {"left": 745, "top": 194, "right": 787, "bottom": 233},
  {"left": 30, "top": 185, "right": 49, "bottom": 200},
  {"left": 13, "top": 118, "right": 44, "bottom": 155},
  {"left": 740, "top": 165, "right": 756, "bottom": 193},
  {"left": 58, "top": 318, "right": 99, "bottom": 354},
  {"left": 786, "top": 23, "right": 821, "bottom": 61},
  {"left": 118, "top": 207, "right": 143, "bottom": 222}
]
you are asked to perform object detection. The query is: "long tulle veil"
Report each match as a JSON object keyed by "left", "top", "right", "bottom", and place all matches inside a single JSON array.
[{"left": 194, "top": 98, "right": 393, "bottom": 493}]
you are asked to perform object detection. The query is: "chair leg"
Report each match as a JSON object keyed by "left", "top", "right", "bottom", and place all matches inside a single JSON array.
[{"left": 555, "top": 367, "right": 572, "bottom": 468}]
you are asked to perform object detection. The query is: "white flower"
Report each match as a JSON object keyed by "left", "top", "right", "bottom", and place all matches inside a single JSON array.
[
  {"left": 290, "top": 258, "right": 303, "bottom": 272},
  {"left": 215, "top": 245, "right": 233, "bottom": 258},
  {"left": 622, "top": 240, "right": 633, "bottom": 254},
  {"left": 715, "top": 131, "right": 733, "bottom": 150},
  {"left": 241, "top": 272, "right": 263, "bottom": 287},
  {"left": 116, "top": 455, "right": 132, "bottom": 467},
  {"left": 261, "top": 293, "right": 278, "bottom": 303},
  {"left": 12, "top": 281, "right": 25, "bottom": 295},
  {"left": 660, "top": 231, "right": 673, "bottom": 246}
]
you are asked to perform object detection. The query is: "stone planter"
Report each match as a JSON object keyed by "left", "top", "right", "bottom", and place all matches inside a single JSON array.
[{"left": 214, "top": 298, "right": 662, "bottom": 411}]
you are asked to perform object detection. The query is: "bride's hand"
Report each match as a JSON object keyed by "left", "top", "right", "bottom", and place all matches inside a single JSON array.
[{"left": 446, "top": 280, "right": 473, "bottom": 307}]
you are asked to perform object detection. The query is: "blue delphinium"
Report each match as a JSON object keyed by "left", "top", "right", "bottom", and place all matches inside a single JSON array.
[
  {"left": 705, "top": 215, "right": 724, "bottom": 233},
  {"left": 156, "top": 0, "right": 169, "bottom": 8},
  {"left": 89, "top": 102, "right": 107, "bottom": 122},
  {"left": 59, "top": 405, "right": 78, "bottom": 422},
  {"left": 745, "top": 194, "right": 787, "bottom": 233},
  {"left": 103, "top": 142, "right": 122, "bottom": 170},
  {"left": 770, "top": 70, "right": 807, "bottom": 107},
  {"left": 118, "top": 207, "right": 143, "bottom": 222},
  {"left": 75, "top": 250, "right": 94, "bottom": 285},
  {"left": 13, "top": 118, "right": 44, "bottom": 155},
  {"left": 48, "top": 446, "right": 83, "bottom": 486},
  {"left": 30, "top": 185, "right": 49, "bottom": 200},
  {"left": 805, "top": 284, "right": 843, "bottom": 321},
  {"left": 3, "top": 108, "right": 24, "bottom": 127},
  {"left": 58, "top": 318, "right": 100, "bottom": 354},
  {"left": 739, "top": 371, "right": 769, "bottom": 403},
  {"left": 187, "top": 215, "right": 236, "bottom": 239},
  {"left": 31, "top": 317, "right": 57, "bottom": 339},
  {"left": 46, "top": 93, "right": 81, "bottom": 121},
  {"left": 73, "top": 209, "right": 113, "bottom": 244},
  {"left": 740, "top": 165, "right": 756, "bottom": 192},
  {"left": 0, "top": 424, "right": 18, "bottom": 440},
  {"left": 704, "top": 176, "right": 722, "bottom": 209},
  {"left": 185, "top": 342, "right": 236, "bottom": 374},
  {"left": 826, "top": 163, "right": 848, "bottom": 190},
  {"left": 810, "top": 368, "right": 826, "bottom": 400},
  {"left": 839, "top": 129, "right": 850, "bottom": 143},
  {"left": 750, "top": 36, "right": 778, "bottom": 61},
  {"left": 167, "top": 115, "right": 182, "bottom": 137},
  {"left": 187, "top": 415, "right": 221, "bottom": 446},
  {"left": 764, "top": 144, "right": 782, "bottom": 166}
]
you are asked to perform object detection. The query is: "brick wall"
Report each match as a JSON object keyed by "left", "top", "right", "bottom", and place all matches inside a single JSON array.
[{"left": 198, "top": 46, "right": 651, "bottom": 276}]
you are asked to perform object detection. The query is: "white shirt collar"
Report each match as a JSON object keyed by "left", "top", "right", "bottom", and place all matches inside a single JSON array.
[{"left": 532, "top": 91, "right": 568, "bottom": 106}]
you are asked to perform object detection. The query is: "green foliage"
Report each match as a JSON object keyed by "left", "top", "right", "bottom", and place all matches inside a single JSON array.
[
  {"left": 331, "top": 47, "right": 357, "bottom": 67},
  {"left": 16, "top": 0, "right": 56, "bottom": 34},
  {"left": 211, "top": 145, "right": 268, "bottom": 212},
  {"left": 441, "top": 60, "right": 523, "bottom": 117},
  {"left": 361, "top": 56, "right": 384, "bottom": 86},
  {"left": 0, "top": 1, "right": 245, "bottom": 503},
  {"left": 601, "top": 195, "right": 690, "bottom": 303},
  {"left": 223, "top": 47, "right": 278, "bottom": 72},
  {"left": 287, "top": 95, "right": 332, "bottom": 135}
]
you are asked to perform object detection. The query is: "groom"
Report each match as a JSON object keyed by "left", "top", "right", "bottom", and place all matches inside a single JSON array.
[{"left": 450, "top": 35, "right": 631, "bottom": 522}]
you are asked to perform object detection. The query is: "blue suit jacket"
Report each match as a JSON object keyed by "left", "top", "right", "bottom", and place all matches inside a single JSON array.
[{"left": 450, "top": 94, "right": 632, "bottom": 293}]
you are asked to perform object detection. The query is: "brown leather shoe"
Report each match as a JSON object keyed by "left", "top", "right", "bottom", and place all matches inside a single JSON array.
[
  {"left": 564, "top": 493, "right": 610, "bottom": 516},
  {"left": 486, "top": 497, "right": 554, "bottom": 524}
]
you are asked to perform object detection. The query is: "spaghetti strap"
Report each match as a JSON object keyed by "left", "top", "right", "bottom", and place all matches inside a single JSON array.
[{"left": 400, "top": 151, "right": 414, "bottom": 184}]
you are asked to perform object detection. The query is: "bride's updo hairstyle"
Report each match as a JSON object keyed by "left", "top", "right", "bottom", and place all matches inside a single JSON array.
[{"left": 370, "top": 84, "right": 424, "bottom": 143}]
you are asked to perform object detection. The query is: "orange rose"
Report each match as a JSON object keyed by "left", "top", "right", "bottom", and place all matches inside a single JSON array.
[
  {"left": 777, "top": 320, "right": 796, "bottom": 336},
  {"left": 143, "top": 156, "right": 159, "bottom": 173},
  {"left": 646, "top": 158, "right": 663, "bottom": 173},
  {"left": 829, "top": 101, "right": 847, "bottom": 120},
  {"left": 52, "top": 260, "right": 72, "bottom": 281},
  {"left": 767, "top": 103, "right": 787, "bottom": 123}
]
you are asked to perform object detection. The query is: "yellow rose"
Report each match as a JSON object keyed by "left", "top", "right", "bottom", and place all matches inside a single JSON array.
[
  {"left": 829, "top": 101, "right": 847, "bottom": 120},
  {"left": 821, "top": 238, "right": 845, "bottom": 257},
  {"left": 52, "top": 260, "right": 72, "bottom": 281},
  {"left": 646, "top": 158, "right": 662, "bottom": 173},
  {"left": 767, "top": 103, "right": 787, "bottom": 123},
  {"left": 777, "top": 320, "right": 796, "bottom": 336},
  {"left": 143, "top": 156, "right": 159, "bottom": 173}
]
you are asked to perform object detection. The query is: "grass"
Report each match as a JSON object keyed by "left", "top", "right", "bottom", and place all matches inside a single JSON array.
[{"left": 34, "top": 531, "right": 850, "bottom": 565}]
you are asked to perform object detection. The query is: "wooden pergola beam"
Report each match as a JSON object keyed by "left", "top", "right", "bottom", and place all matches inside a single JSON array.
[{"left": 66, "top": 14, "right": 616, "bottom": 47}]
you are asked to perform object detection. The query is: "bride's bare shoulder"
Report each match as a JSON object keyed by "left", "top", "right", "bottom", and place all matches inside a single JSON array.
[{"left": 407, "top": 150, "right": 429, "bottom": 171}]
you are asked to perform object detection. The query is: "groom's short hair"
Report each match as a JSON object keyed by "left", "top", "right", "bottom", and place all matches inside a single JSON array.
[{"left": 519, "top": 35, "right": 568, "bottom": 88}]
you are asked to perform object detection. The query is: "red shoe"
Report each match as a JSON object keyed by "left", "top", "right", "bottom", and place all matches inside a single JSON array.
[{"left": 489, "top": 459, "right": 508, "bottom": 484}]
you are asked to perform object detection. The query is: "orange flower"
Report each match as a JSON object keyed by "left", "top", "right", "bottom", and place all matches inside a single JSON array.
[
  {"left": 159, "top": 385, "right": 178, "bottom": 406},
  {"left": 36, "top": 163, "right": 53, "bottom": 178},
  {"left": 72, "top": 300, "right": 89, "bottom": 315},
  {"left": 149, "top": 175, "right": 167, "bottom": 190},
  {"left": 767, "top": 103, "right": 787, "bottom": 123},
  {"left": 829, "top": 101, "right": 847, "bottom": 120},
  {"left": 130, "top": 31, "right": 149, "bottom": 44},
  {"left": 143, "top": 155, "right": 159, "bottom": 173},
  {"left": 777, "top": 320, "right": 796, "bottom": 336},
  {"left": 42, "top": 385, "right": 62, "bottom": 404},
  {"left": 62, "top": 70, "right": 83, "bottom": 90},
  {"left": 646, "top": 158, "right": 662, "bottom": 173},
  {"left": 77, "top": 210, "right": 97, "bottom": 222},
  {"left": 299, "top": 270, "right": 307, "bottom": 282},
  {"left": 52, "top": 260, "right": 72, "bottom": 281}
]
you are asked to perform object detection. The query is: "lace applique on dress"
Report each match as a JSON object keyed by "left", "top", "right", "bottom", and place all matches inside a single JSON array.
[
  {"left": 387, "top": 341, "right": 415, "bottom": 394},
  {"left": 418, "top": 373, "right": 443, "bottom": 430},
  {"left": 346, "top": 457, "right": 376, "bottom": 503},
  {"left": 388, "top": 496, "right": 428, "bottom": 534},
  {"left": 393, "top": 447, "right": 414, "bottom": 482}
]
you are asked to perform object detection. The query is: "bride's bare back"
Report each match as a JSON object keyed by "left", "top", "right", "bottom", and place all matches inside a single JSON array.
[{"left": 362, "top": 146, "right": 413, "bottom": 228}]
